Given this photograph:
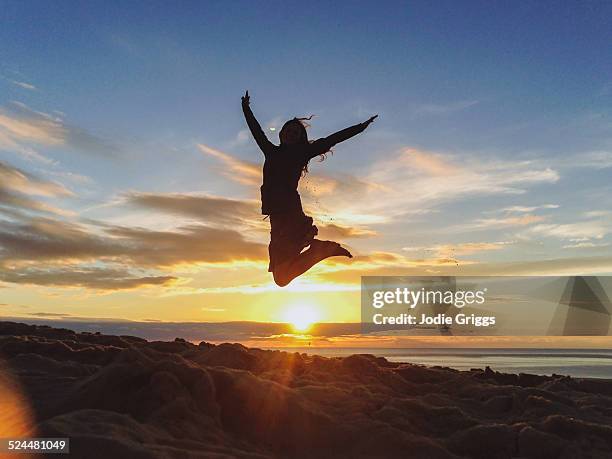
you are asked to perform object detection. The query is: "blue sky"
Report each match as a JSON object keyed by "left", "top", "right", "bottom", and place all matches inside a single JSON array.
[{"left": 0, "top": 1, "right": 611, "bottom": 325}]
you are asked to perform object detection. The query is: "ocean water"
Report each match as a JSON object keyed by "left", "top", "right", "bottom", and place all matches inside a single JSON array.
[{"left": 272, "top": 348, "right": 612, "bottom": 379}]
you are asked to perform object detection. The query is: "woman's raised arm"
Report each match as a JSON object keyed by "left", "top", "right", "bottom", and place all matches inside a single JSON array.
[
  {"left": 241, "top": 91, "right": 274, "bottom": 156},
  {"left": 309, "top": 115, "right": 377, "bottom": 158}
]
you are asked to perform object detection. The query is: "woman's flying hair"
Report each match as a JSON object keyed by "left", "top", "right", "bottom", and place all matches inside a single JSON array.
[
  {"left": 280, "top": 115, "right": 332, "bottom": 174},
  {"left": 279, "top": 115, "right": 312, "bottom": 144}
]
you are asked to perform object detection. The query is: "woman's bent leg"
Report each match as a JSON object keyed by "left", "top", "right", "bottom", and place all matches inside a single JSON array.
[{"left": 272, "top": 240, "right": 352, "bottom": 287}]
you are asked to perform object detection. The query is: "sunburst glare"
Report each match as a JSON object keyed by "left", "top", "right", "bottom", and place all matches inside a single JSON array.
[{"left": 282, "top": 302, "right": 320, "bottom": 332}]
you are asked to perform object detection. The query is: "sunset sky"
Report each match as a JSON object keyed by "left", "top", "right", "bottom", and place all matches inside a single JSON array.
[{"left": 1, "top": 1, "right": 612, "bottom": 334}]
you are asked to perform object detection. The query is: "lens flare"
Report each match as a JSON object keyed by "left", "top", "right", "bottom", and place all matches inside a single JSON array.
[{"left": 0, "top": 367, "right": 36, "bottom": 459}]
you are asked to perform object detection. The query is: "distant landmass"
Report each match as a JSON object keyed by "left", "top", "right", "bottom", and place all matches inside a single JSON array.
[{"left": 0, "top": 317, "right": 362, "bottom": 342}]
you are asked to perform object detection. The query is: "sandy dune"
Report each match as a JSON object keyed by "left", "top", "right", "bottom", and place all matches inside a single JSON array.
[{"left": 1, "top": 321, "right": 612, "bottom": 458}]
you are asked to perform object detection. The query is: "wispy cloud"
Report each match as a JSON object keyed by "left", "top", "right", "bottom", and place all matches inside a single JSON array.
[
  {"left": 40, "top": 169, "right": 93, "bottom": 185},
  {"left": 529, "top": 221, "right": 611, "bottom": 240},
  {"left": 124, "top": 190, "right": 376, "bottom": 247},
  {"left": 500, "top": 204, "right": 559, "bottom": 213},
  {"left": 28, "top": 312, "right": 70, "bottom": 317},
  {"left": 197, "top": 143, "right": 385, "bottom": 229},
  {"left": 0, "top": 266, "right": 176, "bottom": 290},
  {"left": 0, "top": 213, "right": 267, "bottom": 267},
  {"left": 409, "top": 100, "right": 479, "bottom": 117},
  {"left": 1, "top": 75, "right": 37, "bottom": 91},
  {"left": 107, "top": 224, "right": 267, "bottom": 266},
  {"left": 125, "top": 191, "right": 260, "bottom": 227},
  {"left": 403, "top": 241, "right": 514, "bottom": 257},
  {"left": 359, "top": 148, "right": 559, "bottom": 222},
  {"left": 0, "top": 101, "right": 118, "bottom": 159},
  {"left": 0, "top": 190, "right": 271, "bottom": 290},
  {"left": 227, "top": 129, "right": 252, "bottom": 148},
  {"left": 9, "top": 80, "right": 37, "bottom": 91},
  {"left": 0, "top": 161, "right": 74, "bottom": 215},
  {"left": 196, "top": 143, "right": 561, "bottom": 236},
  {"left": 563, "top": 241, "right": 610, "bottom": 249},
  {"left": 0, "top": 161, "right": 72, "bottom": 197},
  {"left": 314, "top": 254, "right": 612, "bottom": 285},
  {"left": 316, "top": 223, "right": 376, "bottom": 240},
  {"left": 574, "top": 151, "right": 612, "bottom": 169},
  {"left": 197, "top": 143, "right": 260, "bottom": 185},
  {"left": 546, "top": 150, "right": 612, "bottom": 171},
  {"left": 457, "top": 214, "right": 546, "bottom": 231}
]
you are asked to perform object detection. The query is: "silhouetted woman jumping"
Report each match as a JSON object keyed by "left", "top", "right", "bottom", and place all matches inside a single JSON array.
[{"left": 242, "top": 91, "right": 377, "bottom": 287}]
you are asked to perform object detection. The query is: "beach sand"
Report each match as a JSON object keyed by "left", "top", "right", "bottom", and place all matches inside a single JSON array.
[{"left": 1, "top": 321, "right": 612, "bottom": 458}]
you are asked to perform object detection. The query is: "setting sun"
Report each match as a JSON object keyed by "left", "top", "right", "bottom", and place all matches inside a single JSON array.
[{"left": 282, "top": 302, "right": 320, "bottom": 332}]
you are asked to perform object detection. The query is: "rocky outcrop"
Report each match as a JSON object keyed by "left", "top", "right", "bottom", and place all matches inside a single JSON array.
[{"left": 1, "top": 321, "right": 612, "bottom": 458}]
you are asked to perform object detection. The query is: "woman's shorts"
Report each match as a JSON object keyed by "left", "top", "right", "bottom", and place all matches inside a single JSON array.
[{"left": 268, "top": 211, "right": 317, "bottom": 272}]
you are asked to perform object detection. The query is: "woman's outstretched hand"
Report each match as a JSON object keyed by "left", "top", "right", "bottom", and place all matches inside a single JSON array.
[
  {"left": 241, "top": 90, "right": 250, "bottom": 106},
  {"left": 364, "top": 114, "right": 378, "bottom": 127}
]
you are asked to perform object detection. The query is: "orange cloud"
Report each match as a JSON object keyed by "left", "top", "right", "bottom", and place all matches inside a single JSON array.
[
  {"left": 197, "top": 143, "right": 260, "bottom": 186},
  {"left": 316, "top": 223, "right": 377, "bottom": 240},
  {"left": 0, "top": 102, "right": 117, "bottom": 158},
  {"left": 0, "top": 266, "right": 176, "bottom": 291},
  {"left": 0, "top": 161, "right": 74, "bottom": 216},
  {"left": 125, "top": 191, "right": 260, "bottom": 227},
  {"left": 0, "top": 161, "right": 72, "bottom": 197},
  {"left": 400, "top": 147, "right": 462, "bottom": 176}
]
